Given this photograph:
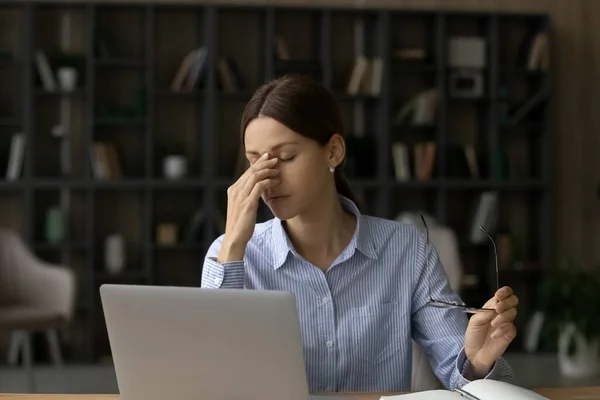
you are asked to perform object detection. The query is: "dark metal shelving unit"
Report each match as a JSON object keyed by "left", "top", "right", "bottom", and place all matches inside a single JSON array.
[{"left": 0, "top": 1, "right": 551, "bottom": 361}]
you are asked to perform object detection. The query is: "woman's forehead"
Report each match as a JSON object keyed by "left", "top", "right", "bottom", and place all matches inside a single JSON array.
[{"left": 244, "top": 117, "right": 305, "bottom": 152}]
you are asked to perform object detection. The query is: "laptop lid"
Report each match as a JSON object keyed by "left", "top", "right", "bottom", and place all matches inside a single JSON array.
[{"left": 100, "top": 284, "right": 312, "bottom": 400}]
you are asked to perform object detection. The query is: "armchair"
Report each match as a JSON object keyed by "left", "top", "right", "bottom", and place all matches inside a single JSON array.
[{"left": 0, "top": 228, "right": 76, "bottom": 392}]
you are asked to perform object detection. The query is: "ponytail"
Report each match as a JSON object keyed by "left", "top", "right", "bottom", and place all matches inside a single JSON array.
[{"left": 333, "top": 168, "right": 363, "bottom": 213}]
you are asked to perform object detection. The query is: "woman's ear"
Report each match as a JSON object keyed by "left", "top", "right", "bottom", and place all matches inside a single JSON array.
[{"left": 326, "top": 133, "right": 346, "bottom": 168}]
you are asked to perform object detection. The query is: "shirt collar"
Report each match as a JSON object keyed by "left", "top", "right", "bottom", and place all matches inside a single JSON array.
[{"left": 271, "top": 195, "right": 378, "bottom": 270}]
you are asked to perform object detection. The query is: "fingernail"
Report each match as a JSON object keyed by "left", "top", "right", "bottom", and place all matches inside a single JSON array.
[{"left": 262, "top": 153, "right": 269, "bottom": 159}]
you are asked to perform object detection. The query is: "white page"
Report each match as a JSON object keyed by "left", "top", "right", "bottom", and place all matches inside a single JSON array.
[
  {"left": 463, "top": 380, "right": 549, "bottom": 400},
  {"left": 380, "top": 390, "right": 462, "bottom": 399}
]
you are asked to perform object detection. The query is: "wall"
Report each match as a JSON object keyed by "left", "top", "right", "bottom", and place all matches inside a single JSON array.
[{"left": 34, "top": 0, "right": 600, "bottom": 269}]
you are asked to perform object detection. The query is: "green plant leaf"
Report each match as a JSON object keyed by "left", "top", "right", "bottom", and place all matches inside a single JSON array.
[{"left": 538, "top": 255, "right": 600, "bottom": 342}]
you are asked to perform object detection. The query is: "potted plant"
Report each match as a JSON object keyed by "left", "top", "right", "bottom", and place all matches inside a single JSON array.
[
  {"left": 162, "top": 143, "right": 188, "bottom": 180},
  {"left": 538, "top": 256, "right": 600, "bottom": 377}
]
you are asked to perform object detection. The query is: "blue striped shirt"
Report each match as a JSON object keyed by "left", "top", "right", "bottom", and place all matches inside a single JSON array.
[{"left": 201, "top": 195, "right": 514, "bottom": 393}]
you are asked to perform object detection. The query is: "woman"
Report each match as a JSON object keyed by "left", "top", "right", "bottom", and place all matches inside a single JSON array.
[{"left": 201, "top": 74, "right": 517, "bottom": 393}]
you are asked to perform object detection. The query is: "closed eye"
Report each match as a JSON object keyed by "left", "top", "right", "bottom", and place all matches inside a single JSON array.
[{"left": 279, "top": 156, "right": 296, "bottom": 162}]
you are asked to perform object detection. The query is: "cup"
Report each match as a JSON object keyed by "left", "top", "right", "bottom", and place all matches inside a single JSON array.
[
  {"left": 163, "top": 155, "right": 188, "bottom": 180},
  {"left": 58, "top": 67, "right": 77, "bottom": 91}
]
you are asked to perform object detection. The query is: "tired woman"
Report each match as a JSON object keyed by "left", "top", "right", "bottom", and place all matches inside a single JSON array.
[{"left": 201, "top": 74, "right": 517, "bottom": 393}]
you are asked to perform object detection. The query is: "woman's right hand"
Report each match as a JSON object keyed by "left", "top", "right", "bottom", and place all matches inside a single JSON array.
[{"left": 217, "top": 153, "right": 280, "bottom": 263}]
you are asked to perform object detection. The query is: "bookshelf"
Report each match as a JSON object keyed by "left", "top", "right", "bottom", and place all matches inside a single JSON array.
[{"left": 0, "top": 2, "right": 552, "bottom": 362}]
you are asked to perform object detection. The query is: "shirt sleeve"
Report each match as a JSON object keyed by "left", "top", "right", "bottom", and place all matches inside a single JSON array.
[
  {"left": 200, "top": 235, "right": 245, "bottom": 289},
  {"left": 410, "top": 230, "right": 515, "bottom": 390}
]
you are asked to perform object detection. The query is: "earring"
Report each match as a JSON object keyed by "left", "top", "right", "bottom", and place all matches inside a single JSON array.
[{"left": 329, "top": 166, "right": 335, "bottom": 173}]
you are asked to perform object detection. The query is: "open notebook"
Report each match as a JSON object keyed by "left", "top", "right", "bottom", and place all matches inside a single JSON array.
[{"left": 380, "top": 380, "right": 549, "bottom": 400}]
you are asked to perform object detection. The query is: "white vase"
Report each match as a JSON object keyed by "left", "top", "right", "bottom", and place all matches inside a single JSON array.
[
  {"left": 557, "top": 322, "right": 600, "bottom": 378},
  {"left": 105, "top": 234, "right": 125, "bottom": 275},
  {"left": 163, "top": 155, "right": 187, "bottom": 180}
]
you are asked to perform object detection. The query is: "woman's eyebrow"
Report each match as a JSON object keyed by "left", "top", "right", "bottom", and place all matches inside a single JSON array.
[{"left": 245, "top": 141, "right": 299, "bottom": 155}]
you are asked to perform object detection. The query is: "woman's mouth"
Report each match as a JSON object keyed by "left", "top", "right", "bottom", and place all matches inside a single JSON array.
[{"left": 265, "top": 195, "right": 290, "bottom": 204}]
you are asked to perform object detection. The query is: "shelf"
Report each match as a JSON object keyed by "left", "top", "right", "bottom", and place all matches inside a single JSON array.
[
  {"left": 32, "top": 179, "right": 209, "bottom": 189},
  {"left": 94, "top": 270, "right": 149, "bottom": 281},
  {"left": 499, "top": 67, "right": 547, "bottom": 77},
  {"left": 388, "top": 180, "right": 442, "bottom": 189},
  {"left": 34, "top": 179, "right": 146, "bottom": 189},
  {"left": 392, "top": 61, "right": 438, "bottom": 73},
  {"left": 499, "top": 121, "right": 545, "bottom": 131},
  {"left": 154, "top": 89, "right": 203, "bottom": 100},
  {"left": 448, "top": 96, "right": 491, "bottom": 103},
  {"left": 92, "top": 179, "right": 147, "bottom": 189},
  {"left": 0, "top": 180, "right": 25, "bottom": 189},
  {"left": 34, "top": 241, "right": 88, "bottom": 251},
  {"left": 385, "top": 179, "right": 548, "bottom": 190},
  {"left": 35, "top": 89, "right": 87, "bottom": 98},
  {"left": 94, "top": 117, "right": 147, "bottom": 126},
  {"left": 34, "top": 179, "right": 89, "bottom": 189},
  {"left": 151, "top": 243, "right": 207, "bottom": 251},
  {"left": 335, "top": 93, "right": 380, "bottom": 102},
  {"left": 94, "top": 58, "right": 146, "bottom": 68},
  {"left": 150, "top": 179, "right": 207, "bottom": 188},
  {"left": 444, "top": 180, "right": 548, "bottom": 190}
]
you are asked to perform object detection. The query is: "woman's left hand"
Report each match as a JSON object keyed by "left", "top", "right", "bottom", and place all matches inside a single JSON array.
[{"left": 464, "top": 286, "right": 519, "bottom": 378}]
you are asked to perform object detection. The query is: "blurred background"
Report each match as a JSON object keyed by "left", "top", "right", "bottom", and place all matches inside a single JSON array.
[{"left": 0, "top": 0, "right": 599, "bottom": 395}]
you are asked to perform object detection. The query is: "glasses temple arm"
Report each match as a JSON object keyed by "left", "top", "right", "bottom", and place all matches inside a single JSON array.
[{"left": 478, "top": 225, "right": 499, "bottom": 292}]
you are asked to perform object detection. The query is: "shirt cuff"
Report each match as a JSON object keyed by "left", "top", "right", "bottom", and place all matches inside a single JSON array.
[
  {"left": 455, "top": 347, "right": 499, "bottom": 386},
  {"left": 202, "top": 257, "right": 245, "bottom": 288}
]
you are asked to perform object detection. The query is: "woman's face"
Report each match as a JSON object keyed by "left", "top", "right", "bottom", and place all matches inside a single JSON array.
[{"left": 244, "top": 116, "right": 335, "bottom": 220}]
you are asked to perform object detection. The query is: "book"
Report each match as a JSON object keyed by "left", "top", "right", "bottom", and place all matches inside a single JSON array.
[
  {"left": 6, "top": 133, "right": 25, "bottom": 181},
  {"left": 468, "top": 191, "right": 498, "bottom": 244},
  {"left": 35, "top": 50, "right": 56, "bottom": 91},
  {"left": 346, "top": 55, "right": 369, "bottom": 95},
  {"left": 171, "top": 48, "right": 202, "bottom": 91},
  {"left": 380, "top": 379, "right": 548, "bottom": 399}
]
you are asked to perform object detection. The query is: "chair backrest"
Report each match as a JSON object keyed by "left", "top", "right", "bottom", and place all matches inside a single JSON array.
[
  {"left": 0, "top": 228, "right": 76, "bottom": 323},
  {"left": 397, "top": 214, "right": 464, "bottom": 392}
]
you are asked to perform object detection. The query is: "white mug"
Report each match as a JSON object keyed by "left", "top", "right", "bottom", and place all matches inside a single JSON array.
[
  {"left": 58, "top": 67, "right": 77, "bottom": 91},
  {"left": 163, "top": 155, "right": 187, "bottom": 180}
]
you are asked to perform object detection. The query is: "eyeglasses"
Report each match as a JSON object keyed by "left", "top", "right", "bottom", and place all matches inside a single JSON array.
[{"left": 421, "top": 214, "right": 498, "bottom": 314}]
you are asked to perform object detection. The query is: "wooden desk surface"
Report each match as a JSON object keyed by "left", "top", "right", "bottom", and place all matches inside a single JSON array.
[{"left": 0, "top": 387, "right": 599, "bottom": 400}]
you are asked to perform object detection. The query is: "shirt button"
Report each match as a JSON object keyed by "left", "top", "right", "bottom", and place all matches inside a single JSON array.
[
  {"left": 322, "top": 297, "right": 329, "bottom": 304},
  {"left": 213, "top": 277, "right": 220, "bottom": 285},
  {"left": 326, "top": 340, "right": 333, "bottom": 348}
]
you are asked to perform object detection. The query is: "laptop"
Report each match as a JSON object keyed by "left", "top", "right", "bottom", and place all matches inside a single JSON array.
[{"left": 100, "top": 284, "right": 352, "bottom": 400}]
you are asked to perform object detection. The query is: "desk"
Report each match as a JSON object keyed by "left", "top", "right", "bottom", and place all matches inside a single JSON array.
[{"left": 0, "top": 388, "right": 599, "bottom": 400}]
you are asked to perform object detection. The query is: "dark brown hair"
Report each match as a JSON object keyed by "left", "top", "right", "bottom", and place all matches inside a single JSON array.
[{"left": 240, "top": 74, "right": 361, "bottom": 211}]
